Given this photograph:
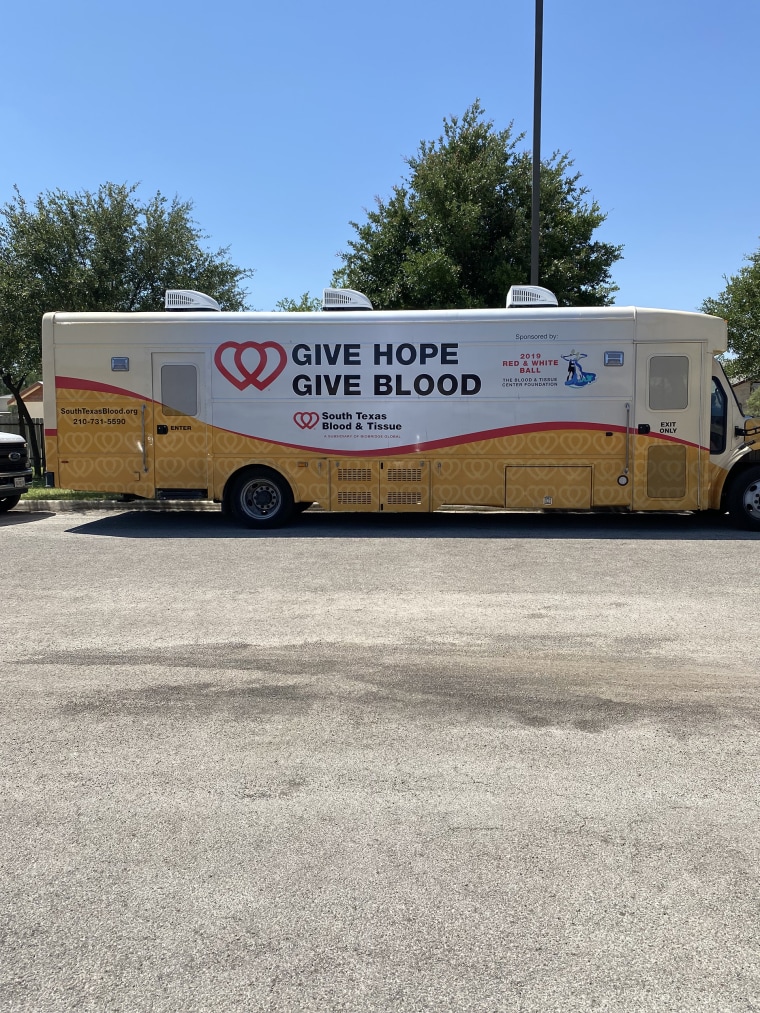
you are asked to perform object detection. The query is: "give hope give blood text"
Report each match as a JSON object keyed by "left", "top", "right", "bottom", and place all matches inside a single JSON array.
[{"left": 290, "top": 342, "right": 482, "bottom": 397}]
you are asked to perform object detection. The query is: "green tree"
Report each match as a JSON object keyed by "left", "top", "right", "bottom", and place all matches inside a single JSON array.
[
  {"left": 702, "top": 243, "right": 760, "bottom": 382},
  {"left": 274, "top": 292, "right": 321, "bottom": 312},
  {"left": 746, "top": 386, "right": 760, "bottom": 417},
  {"left": 0, "top": 182, "right": 253, "bottom": 471},
  {"left": 333, "top": 101, "right": 622, "bottom": 310}
]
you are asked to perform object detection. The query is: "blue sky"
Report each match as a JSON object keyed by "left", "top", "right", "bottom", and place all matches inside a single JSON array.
[{"left": 2, "top": 0, "right": 758, "bottom": 312}]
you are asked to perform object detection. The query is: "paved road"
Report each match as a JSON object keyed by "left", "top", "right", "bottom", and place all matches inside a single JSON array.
[{"left": 2, "top": 508, "right": 759, "bottom": 1012}]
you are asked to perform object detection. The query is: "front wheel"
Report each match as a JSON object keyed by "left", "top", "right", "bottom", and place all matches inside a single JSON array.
[
  {"left": 726, "top": 465, "right": 760, "bottom": 530},
  {"left": 228, "top": 468, "right": 294, "bottom": 529},
  {"left": 0, "top": 494, "right": 21, "bottom": 513}
]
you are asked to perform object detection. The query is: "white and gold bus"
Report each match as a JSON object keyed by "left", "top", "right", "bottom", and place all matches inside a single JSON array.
[{"left": 42, "top": 286, "right": 760, "bottom": 529}]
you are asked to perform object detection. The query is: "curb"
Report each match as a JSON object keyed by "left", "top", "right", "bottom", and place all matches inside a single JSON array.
[{"left": 14, "top": 499, "right": 221, "bottom": 514}]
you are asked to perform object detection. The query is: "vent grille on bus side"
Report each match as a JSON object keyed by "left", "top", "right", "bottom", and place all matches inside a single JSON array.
[
  {"left": 338, "top": 491, "right": 373, "bottom": 505},
  {"left": 387, "top": 491, "right": 423, "bottom": 506},
  {"left": 337, "top": 468, "right": 373, "bottom": 482},
  {"left": 387, "top": 467, "right": 422, "bottom": 483}
]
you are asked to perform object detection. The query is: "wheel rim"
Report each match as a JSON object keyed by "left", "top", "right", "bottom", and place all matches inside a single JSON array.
[
  {"left": 743, "top": 479, "right": 760, "bottom": 517},
  {"left": 239, "top": 478, "right": 282, "bottom": 519}
]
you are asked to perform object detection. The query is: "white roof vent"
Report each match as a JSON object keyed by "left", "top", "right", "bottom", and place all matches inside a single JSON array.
[
  {"left": 506, "top": 285, "right": 558, "bottom": 308},
  {"left": 165, "top": 290, "right": 221, "bottom": 312},
  {"left": 322, "top": 288, "right": 373, "bottom": 311}
]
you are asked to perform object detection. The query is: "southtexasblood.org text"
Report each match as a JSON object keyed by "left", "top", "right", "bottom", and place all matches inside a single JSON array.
[{"left": 59, "top": 407, "right": 139, "bottom": 416}]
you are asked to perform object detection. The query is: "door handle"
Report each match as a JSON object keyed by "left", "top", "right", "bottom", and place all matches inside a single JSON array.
[{"left": 141, "top": 404, "right": 149, "bottom": 472}]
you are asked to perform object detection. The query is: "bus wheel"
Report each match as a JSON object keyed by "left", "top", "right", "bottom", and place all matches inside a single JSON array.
[
  {"left": 0, "top": 494, "right": 21, "bottom": 513},
  {"left": 228, "top": 468, "right": 294, "bottom": 528},
  {"left": 726, "top": 465, "right": 760, "bottom": 530}
]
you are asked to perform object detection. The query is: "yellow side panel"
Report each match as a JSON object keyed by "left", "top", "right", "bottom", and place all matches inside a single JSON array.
[
  {"left": 330, "top": 460, "right": 380, "bottom": 512},
  {"left": 380, "top": 461, "right": 430, "bottom": 512},
  {"left": 631, "top": 437, "right": 702, "bottom": 510},
  {"left": 431, "top": 458, "right": 506, "bottom": 508},
  {"left": 54, "top": 390, "right": 154, "bottom": 496},
  {"left": 646, "top": 444, "right": 687, "bottom": 499},
  {"left": 44, "top": 434, "right": 59, "bottom": 478},
  {"left": 506, "top": 466, "right": 592, "bottom": 510}
]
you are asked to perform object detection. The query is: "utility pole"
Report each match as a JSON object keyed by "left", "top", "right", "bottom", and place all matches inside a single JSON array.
[{"left": 531, "top": 0, "right": 543, "bottom": 285}]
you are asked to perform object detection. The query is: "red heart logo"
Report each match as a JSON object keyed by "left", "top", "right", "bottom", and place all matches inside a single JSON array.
[
  {"left": 214, "top": 341, "right": 287, "bottom": 390},
  {"left": 294, "top": 412, "right": 320, "bottom": 430}
]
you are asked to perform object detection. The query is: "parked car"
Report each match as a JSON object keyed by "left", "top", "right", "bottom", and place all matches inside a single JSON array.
[{"left": 0, "top": 431, "right": 33, "bottom": 511}]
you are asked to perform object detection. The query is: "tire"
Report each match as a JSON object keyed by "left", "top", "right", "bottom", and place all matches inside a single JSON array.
[
  {"left": 0, "top": 494, "right": 21, "bottom": 513},
  {"left": 228, "top": 468, "right": 294, "bottom": 529},
  {"left": 726, "top": 465, "right": 760, "bottom": 530}
]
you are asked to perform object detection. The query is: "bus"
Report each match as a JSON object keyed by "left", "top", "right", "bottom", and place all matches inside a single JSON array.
[{"left": 42, "top": 285, "right": 760, "bottom": 529}]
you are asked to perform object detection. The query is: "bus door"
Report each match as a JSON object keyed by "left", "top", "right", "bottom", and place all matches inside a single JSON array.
[
  {"left": 151, "top": 353, "right": 210, "bottom": 495},
  {"left": 632, "top": 343, "right": 704, "bottom": 510}
]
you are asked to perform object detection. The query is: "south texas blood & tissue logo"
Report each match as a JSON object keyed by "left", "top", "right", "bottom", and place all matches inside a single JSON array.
[{"left": 293, "top": 412, "right": 320, "bottom": 430}]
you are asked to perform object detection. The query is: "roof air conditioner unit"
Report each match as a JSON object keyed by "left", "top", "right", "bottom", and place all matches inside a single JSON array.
[
  {"left": 506, "top": 285, "right": 558, "bottom": 308},
  {"left": 165, "top": 290, "right": 221, "bottom": 312},
  {"left": 322, "top": 288, "right": 373, "bottom": 311}
]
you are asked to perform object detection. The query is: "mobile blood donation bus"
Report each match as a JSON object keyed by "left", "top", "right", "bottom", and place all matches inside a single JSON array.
[{"left": 42, "top": 286, "right": 760, "bottom": 529}]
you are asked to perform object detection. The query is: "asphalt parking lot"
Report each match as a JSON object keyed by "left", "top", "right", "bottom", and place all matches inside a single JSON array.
[{"left": 2, "top": 506, "right": 759, "bottom": 1012}]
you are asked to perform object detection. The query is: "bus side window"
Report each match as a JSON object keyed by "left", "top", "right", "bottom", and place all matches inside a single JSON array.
[
  {"left": 161, "top": 364, "right": 199, "bottom": 417},
  {"left": 649, "top": 355, "right": 689, "bottom": 410},
  {"left": 710, "top": 377, "right": 728, "bottom": 454}
]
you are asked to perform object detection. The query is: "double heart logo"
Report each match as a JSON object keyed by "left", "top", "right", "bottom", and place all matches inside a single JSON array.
[
  {"left": 213, "top": 341, "right": 321, "bottom": 433},
  {"left": 214, "top": 341, "right": 287, "bottom": 391},
  {"left": 293, "top": 412, "right": 320, "bottom": 430}
]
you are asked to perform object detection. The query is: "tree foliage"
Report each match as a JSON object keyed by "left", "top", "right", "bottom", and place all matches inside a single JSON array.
[
  {"left": 333, "top": 101, "right": 622, "bottom": 310},
  {"left": 0, "top": 182, "right": 252, "bottom": 383},
  {"left": 274, "top": 292, "right": 321, "bottom": 312},
  {"left": 702, "top": 243, "right": 760, "bottom": 382},
  {"left": 0, "top": 182, "right": 253, "bottom": 469},
  {"left": 746, "top": 386, "right": 760, "bottom": 417}
]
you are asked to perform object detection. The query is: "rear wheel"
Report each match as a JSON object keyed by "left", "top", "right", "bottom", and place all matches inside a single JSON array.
[
  {"left": 0, "top": 494, "right": 21, "bottom": 513},
  {"left": 726, "top": 465, "right": 760, "bottom": 530},
  {"left": 228, "top": 468, "right": 294, "bottom": 528}
]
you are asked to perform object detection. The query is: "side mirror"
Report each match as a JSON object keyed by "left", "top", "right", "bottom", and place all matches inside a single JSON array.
[{"left": 737, "top": 418, "right": 760, "bottom": 443}]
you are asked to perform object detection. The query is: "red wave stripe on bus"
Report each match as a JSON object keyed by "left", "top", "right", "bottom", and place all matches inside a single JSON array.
[
  {"left": 215, "top": 420, "right": 707, "bottom": 457},
  {"left": 55, "top": 376, "right": 150, "bottom": 400}
]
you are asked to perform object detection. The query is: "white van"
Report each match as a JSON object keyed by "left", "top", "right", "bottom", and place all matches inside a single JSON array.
[{"left": 0, "top": 432, "right": 34, "bottom": 511}]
